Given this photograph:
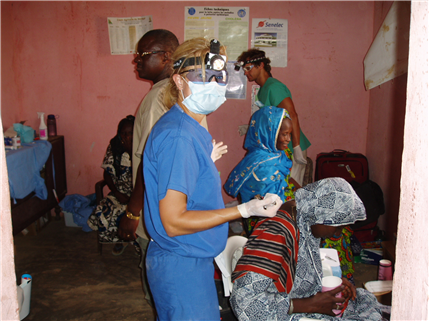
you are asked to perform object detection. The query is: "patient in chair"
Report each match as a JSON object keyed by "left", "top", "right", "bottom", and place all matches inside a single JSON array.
[
  {"left": 224, "top": 106, "right": 298, "bottom": 236},
  {"left": 230, "top": 178, "right": 385, "bottom": 321},
  {"left": 87, "top": 115, "right": 135, "bottom": 255}
]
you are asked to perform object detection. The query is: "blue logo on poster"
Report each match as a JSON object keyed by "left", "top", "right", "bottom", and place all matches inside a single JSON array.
[
  {"left": 188, "top": 8, "right": 196, "bottom": 15},
  {"left": 237, "top": 9, "right": 246, "bottom": 18}
]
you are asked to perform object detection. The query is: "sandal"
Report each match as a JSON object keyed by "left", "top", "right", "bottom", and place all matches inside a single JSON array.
[{"left": 112, "top": 243, "right": 128, "bottom": 256}]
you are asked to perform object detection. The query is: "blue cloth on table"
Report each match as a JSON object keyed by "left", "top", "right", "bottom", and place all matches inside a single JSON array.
[
  {"left": 59, "top": 194, "right": 96, "bottom": 232},
  {"left": 6, "top": 140, "right": 52, "bottom": 201}
]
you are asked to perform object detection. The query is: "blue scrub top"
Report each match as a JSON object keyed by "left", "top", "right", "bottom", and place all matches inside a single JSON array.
[{"left": 143, "top": 104, "right": 228, "bottom": 258}]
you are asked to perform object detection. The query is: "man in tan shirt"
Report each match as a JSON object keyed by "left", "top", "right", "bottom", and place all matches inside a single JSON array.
[{"left": 118, "top": 29, "right": 179, "bottom": 307}]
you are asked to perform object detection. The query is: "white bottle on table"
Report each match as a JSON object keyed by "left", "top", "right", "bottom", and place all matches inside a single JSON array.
[{"left": 37, "top": 112, "right": 48, "bottom": 140}]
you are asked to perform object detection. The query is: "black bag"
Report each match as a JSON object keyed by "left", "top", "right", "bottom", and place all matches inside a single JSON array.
[{"left": 350, "top": 180, "right": 385, "bottom": 230}]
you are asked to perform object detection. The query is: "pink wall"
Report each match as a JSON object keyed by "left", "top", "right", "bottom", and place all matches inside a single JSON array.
[
  {"left": 1, "top": 1, "right": 373, "bottom": 202},
  {"left": 391, "top": 1, "right": 428, "bottom": 318},
  {"left": 366, "top": 1, "right": 406, "bottom": 241}
]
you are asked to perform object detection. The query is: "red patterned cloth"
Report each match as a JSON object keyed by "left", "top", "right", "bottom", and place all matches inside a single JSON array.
[{"left": 232, "top": 210, "right": 299, "bottom": 293}]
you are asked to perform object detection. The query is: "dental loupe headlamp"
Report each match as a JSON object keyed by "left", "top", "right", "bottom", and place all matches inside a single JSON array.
[
  {"left": 173, "top": 39, "right": 227, "bottom": 71},
  {"left": 234, "top": 56, "right": 266, "bottom": 71},
  {"left": 205, "top": 39, "right": 227, "bottom": 71}
]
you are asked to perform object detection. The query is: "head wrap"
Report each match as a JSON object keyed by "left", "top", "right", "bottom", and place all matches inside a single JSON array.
[
  {"left": 295, "top": 177, "right": 366, "bottom": 227},
  {"left": 290, "top": 177, "right": 366, "bottom": 299}
]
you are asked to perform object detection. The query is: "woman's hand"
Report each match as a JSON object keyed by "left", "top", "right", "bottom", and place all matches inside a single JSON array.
[
  {"left": 341, "top": 277, "right": 357, "bottom": 301},
  {"left": 309, "top": 286, "right": 346, "bottom": 316},
  {"left": 103, "top": 170, "right": 130, "bottom": 204}
]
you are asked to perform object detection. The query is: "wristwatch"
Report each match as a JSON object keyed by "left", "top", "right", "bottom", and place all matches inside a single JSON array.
[{"left": 126, "top": 211, "right": 140, "bottom": 220}]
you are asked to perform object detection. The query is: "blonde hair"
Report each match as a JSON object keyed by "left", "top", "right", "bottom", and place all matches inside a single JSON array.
[{"left": 164, "top": 37, "right": 227, "bottom": 108}]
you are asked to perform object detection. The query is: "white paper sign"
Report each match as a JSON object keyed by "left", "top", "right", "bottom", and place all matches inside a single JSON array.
[
  {"left": 184, "top": 7, "right": 250, "bottom": 99},
  {"left": 184, "top": 7, "right": 249, "bottom": 60},
  {"left": 251, "top": 18, "right": 288, "bottom": 67},
  {"left": 107, "top": 16, "right": 153, "bottom": 55}
]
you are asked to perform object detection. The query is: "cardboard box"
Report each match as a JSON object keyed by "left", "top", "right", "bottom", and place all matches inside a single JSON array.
[
  {"left": 360, "top": 241, "right": 383, "bottom": 265},
  {"left": 63, "top": 211, "right": 79, "bottom": 227},
  {"left": 360, "top": 248, "right": 383, "bottom": 265}
]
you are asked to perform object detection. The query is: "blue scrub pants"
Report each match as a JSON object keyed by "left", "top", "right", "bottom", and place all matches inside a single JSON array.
[{"left": 146, "top": 241, "right": 220, "bottom": 321}]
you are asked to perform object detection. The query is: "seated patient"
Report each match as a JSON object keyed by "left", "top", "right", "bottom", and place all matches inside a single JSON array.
[
  {"left": 87, "top": 115, "right": 135, "bottom": 255},
  {"left": 224, "top": 106, "right": 296, "bottom": 235},
  {"left": 230, "top": 178, "right": 384, "bottom": 321}
]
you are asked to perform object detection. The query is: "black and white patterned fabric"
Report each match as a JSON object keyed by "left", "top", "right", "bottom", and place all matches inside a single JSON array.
[
  {"left": 291, "top": 178, "right": 366, "bottom": 299},
  {"left": 231, "top": 271, "right": 291, "bottom": 321},
  {"left": 230, "top": 178, "right": 384, "bottom": 321}
]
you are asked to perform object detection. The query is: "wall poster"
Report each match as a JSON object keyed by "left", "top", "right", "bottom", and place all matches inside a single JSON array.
[
  {"left": 107, "top": 16, "right": 153, "bottom": 55},
  {"left": 251, "top": 18, "right": 288, "bottom": 67},
  {"left": 184, "top": 7, "right": 250, "bottom": 99}
]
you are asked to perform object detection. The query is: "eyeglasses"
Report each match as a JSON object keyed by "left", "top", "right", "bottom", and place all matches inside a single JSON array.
[
  {"left": 180, "top": 68, "right": 228, "bottom": 85},
  {"left": 136, "top": 51, "right": 167, "bottom": 58},
  {"left": 242, "top": 64, "right": 254, "bottom": 72}
]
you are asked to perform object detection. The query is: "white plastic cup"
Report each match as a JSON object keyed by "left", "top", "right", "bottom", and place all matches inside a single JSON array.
[{"left": 322, "top": 276, "right": 343, "bottom": 316}]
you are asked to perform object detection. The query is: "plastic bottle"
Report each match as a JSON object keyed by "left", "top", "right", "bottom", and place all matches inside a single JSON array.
[
  {"left": 37, "top": 112, "right": 48, "bottom": 140},
  {"left": 19, "top": 274, "right": 32, "bottom": 320},
  {"left": 47, "top": 114, "right": 57, "bottom": 136}
]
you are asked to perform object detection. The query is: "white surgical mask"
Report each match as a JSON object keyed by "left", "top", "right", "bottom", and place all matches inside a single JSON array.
[{"left": 181, "top": 77, "right": 227, "bottom": 115}]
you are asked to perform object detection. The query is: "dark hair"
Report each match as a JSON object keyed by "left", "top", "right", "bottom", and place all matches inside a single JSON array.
[
  {"left": 142, "top": 29, "right": 179, "bottom": 53},
  {"left": 110, "top": 115, "right": 135, "bottom": 178},
  {"left": 237, "top": 48, "right": 272, "bottom": 76}
]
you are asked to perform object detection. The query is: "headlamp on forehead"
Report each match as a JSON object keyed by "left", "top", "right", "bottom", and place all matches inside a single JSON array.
[
  {"left": 234, "top": 56, "right": 267, "bottom": 71},
  {"left": 205, "top": 39, "right": 227, "bottom": 71},
  {"left": 173, "top": 39, "right": 227, "bottom": 71}
]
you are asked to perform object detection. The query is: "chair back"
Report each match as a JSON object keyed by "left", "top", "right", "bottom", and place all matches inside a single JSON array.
[{"left": 214, "top": 235, "right": 248, "bottom": 297}]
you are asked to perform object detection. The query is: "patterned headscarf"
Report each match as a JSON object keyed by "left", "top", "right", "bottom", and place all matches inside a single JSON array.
[
  {"left": 296, "top": 177, "right": 366, "bottom": 227},
  {"left": 291, "top": 178, "right": 366, "bottom": 298},
  {"left": 224, "top": 106, "right": 293, "bottom": 202}
]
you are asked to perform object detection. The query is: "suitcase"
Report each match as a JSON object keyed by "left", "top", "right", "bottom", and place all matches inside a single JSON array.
[
  {"left": 315, "top": 149, "right": 369, "bottom": 184},
  {"left": 352, "top": 221, "right": 380, "bottom": 243}
]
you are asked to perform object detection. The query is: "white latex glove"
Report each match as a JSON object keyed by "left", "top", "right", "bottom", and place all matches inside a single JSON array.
[
  {"left": 211, "top": 139, "right": 228, "bottom": 162},
  {"left": 293, "top": 145, "right": 308, "bottom": 165},
  {"left": 237, "top": 193, "right": 282, "bottom": 218}
]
